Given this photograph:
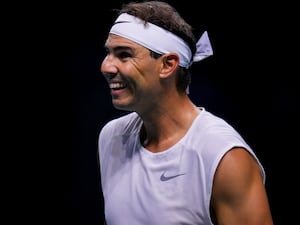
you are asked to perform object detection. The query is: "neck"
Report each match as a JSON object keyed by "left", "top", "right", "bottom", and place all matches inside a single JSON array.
[{"left": 139, "top": 96, "right": 201, "bottom": 152}]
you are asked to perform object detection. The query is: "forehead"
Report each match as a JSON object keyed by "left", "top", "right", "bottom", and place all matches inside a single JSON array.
[{"left": 105, "top": 34, "right": 145, "bottom": 50}]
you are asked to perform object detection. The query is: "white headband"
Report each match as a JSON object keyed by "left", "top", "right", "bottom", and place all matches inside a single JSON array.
[{"left": 109, "top": 13, "right": 213, "bottom": 68}]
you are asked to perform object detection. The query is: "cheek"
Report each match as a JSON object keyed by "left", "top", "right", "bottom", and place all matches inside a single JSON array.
[{"left": 137, "top": 59, "right": 159, "bottom": 76}]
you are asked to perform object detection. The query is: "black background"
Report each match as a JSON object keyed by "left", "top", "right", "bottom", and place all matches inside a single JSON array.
[{"left": 14, "top": 0, "right": 298, "bottom": 224}]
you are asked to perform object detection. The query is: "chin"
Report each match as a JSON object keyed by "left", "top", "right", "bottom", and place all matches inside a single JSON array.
[
  {"left": 113, "top": 102, "right": 132, "bottom": 111},
  {"left": 112, "top": 97, "right": 136, "bottom": 111}
]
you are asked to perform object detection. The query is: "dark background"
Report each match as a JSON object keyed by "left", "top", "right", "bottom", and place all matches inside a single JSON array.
[{"left": 18, "top": 0, "right": 298, "bottom": 224}]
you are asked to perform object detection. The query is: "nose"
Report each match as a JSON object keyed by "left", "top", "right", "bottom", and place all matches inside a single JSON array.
[{"left": 100, "top": 55, "right": 118, "bottom": 79}]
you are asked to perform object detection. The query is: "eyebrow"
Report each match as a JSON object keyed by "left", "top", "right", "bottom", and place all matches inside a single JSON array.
[
  {"left": 114, "top": 46, "right": 132, "bottom": 51},
  {"left": 105, "top": 45, "right": 134, "bottom": 53}
]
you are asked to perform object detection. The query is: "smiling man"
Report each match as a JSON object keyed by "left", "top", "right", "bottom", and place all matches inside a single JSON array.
[{"left": 98, "top": 1, "right": 274, "bottom": 225}]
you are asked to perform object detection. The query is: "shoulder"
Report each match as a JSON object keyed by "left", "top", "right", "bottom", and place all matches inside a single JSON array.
[
  {"left": 210, "top": 147, "right": 270, "bottom": 224},
  {"left": 213, "top": 147, "right": 265, "bottom": 192},
  {"left": 191, "top": 109, "right": 265, "bottom": 180},
  {"left": 199, "top": 109, "right": 236, "bottom": 135},
  {"left": 193, "top": 109, "right": 247, "bottom": 149},
  {"left": 100, "top": 112, "right": 141, "bottom": 137}
]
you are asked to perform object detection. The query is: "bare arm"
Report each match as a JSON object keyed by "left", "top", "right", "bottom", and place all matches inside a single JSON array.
[{"left": 210, "top": 147, "right": 273, "bottom": 225}]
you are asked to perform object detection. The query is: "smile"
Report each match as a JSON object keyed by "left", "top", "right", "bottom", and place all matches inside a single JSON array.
[{"left": 109, "top": 82, "right": 127, "bottom": 90}]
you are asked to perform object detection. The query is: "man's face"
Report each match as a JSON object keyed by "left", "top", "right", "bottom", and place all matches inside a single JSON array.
[{"left": 101, "top": 34, "right": 163, "bottom": 113}]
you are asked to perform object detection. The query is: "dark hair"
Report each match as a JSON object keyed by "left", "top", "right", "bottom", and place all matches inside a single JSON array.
[{"left": 116, "top": 0, "right": 196, "bottom": 93}]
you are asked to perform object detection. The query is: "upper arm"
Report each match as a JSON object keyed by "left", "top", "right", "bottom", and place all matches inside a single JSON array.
[{"left": 210, "top": 147, "right": 273, "bottom": 225}]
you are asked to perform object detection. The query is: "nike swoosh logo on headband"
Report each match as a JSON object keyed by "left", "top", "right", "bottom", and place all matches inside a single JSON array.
[{"left": 113, "top": 21, "right": 131, "bottom": 25}]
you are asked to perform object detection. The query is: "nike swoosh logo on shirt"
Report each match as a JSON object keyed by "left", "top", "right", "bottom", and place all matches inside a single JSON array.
[{"left": 160, "top": 172, "right": 186, "bottom": 181}]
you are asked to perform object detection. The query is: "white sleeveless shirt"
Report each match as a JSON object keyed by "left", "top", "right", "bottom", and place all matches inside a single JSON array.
[{"left": 98, "top": 108, "right": 265, "bottom": 225}]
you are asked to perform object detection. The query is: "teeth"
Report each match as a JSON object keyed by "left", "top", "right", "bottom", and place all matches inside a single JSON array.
[{"left": 109, "top": 83, "right": 126, "bottom": 89}]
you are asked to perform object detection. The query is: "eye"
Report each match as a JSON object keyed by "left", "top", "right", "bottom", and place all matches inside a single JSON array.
[{"left": 117, "top": 51, "right": 132, "bottom": 59}]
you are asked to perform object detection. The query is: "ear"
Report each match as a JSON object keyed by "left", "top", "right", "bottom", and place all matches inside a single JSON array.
[{"left": 160, "top": 53, "right": 180, "bottom": 78}]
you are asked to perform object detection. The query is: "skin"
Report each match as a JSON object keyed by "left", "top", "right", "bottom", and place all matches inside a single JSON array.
[
  {"left": 101, "top": 34, "right": 274, "bottom": 225},
  {"left": 210, "top": 148, "right": 274, "bottom": 225}
]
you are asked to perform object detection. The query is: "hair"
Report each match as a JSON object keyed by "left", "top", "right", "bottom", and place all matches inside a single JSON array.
[{"left": 116, "top": 0, "right": 196, "bottom": 93}]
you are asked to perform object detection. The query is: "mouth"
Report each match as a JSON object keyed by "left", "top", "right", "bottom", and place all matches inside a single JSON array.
[{"left": 109, "top": 82, "right": 127, "bottom": 91}]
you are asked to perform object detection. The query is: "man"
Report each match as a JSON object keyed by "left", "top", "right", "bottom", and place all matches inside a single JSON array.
[{"left": 98, "top": 1, "right": 273, "bottom": 224}]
